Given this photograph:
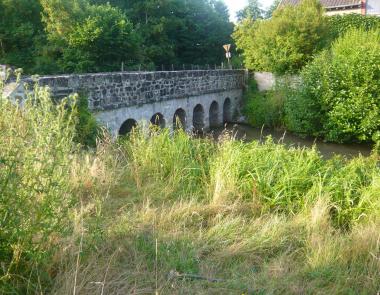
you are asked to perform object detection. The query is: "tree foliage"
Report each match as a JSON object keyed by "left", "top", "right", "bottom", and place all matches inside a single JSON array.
[
  {"left": 0, "top": 0, "right": 233, "bottom": 74},
  {"left": 0, "top": 0, "right": 44, "bottom": 70},
  {"left": 233, "top": 0, "right": 328, "bottom": 74},
  {"left": 91, "top": 0, "right": 233, "bottom": 67},
  {"left": 39, "top": 0, "right": 142, "bottom": 73},
  {"left": 236, "top": 0, "right": 264, "bottom": 21},
  {"left": 285, "top": 28, "right": 380, "bottom": 143},
  {"left": 327, "top": 13, "right": 380, "bottom": 41},
  {"left": 265, "top": 0, "right": 281, "bottom": 18}
]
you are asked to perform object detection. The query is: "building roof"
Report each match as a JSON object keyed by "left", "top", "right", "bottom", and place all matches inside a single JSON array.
[{"left": 279, "top": 0, "right": 362, "bottom": 9}]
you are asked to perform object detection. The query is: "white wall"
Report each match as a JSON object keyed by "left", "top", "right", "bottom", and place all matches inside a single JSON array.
[{"left": 367, "top": 0, "right": 380, "bottom": 15}]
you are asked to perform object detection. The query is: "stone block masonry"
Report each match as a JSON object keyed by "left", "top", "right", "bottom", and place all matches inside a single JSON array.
[
  {"left": 27, "top": 70, "right": 245, "bottom": 111},
  {"left": 8, "top": 70, "right": 246, "bottom": 135}
]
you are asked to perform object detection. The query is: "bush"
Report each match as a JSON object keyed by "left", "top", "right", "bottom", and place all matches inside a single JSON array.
[
  {"left": 73, "top": 93, "right": 100, "bottom": 147},
  {"left": 0, "top": 84, "right": 77, "bottom": 293},
  {"left": 284, "top": 59, "right": 325, "bottom": 137},
  {"left": 327, "top": 13, "right": 380, "bottom": 41},
  {"left": 243, "top": 78, "right": 287, "bottom": 128},
  {"left": 233, "top": 0, "right": 328, "bottom": 74},
  {"left": 286, "top": 28, "right": 380, "bottom": 143}
]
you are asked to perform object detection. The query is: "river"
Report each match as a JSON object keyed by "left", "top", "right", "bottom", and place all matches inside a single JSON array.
[{"left": 210, "top": 123, "right": 373, "bottom": 159}]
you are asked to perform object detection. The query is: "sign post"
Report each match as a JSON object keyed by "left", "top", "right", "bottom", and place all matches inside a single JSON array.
[{"left": 223, "top": 44, "right": 231, "bottom": 69}]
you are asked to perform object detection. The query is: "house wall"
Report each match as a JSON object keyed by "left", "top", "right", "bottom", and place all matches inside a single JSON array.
[{"left": 367, "top": 0, "right": 380, "bottom": 15}]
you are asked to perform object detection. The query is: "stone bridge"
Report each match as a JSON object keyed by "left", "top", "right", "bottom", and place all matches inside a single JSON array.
[{"left": 9, "top": 70, "right": 247, "bottom": 136}]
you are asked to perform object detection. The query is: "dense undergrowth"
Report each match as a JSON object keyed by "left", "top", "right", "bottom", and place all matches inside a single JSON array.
[
  {"left": 0, "top": 85, "right": 379, "bottom": 294},
  {"left": 243, "top": 27, "right": 380, "bottom": 145}
]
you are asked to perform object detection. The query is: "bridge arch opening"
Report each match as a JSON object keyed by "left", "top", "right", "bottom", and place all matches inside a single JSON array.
[
  {"left": 223, "top": 98, "right": 232, "bottom": 123},
  {"left": 150, "top": 113, "right": 165, "bottom": 128},
  {"left": 193, "top": 104, "right": 205, "bottom": 132},
  {"left": 119, "top": 119, "right": 137, "bottom": 136},
  {"left": 209, "top": 101, "right": 219, "bottom": 128},
  {"left": 173, "top": 108, "right": 186, "bottom": 130}
]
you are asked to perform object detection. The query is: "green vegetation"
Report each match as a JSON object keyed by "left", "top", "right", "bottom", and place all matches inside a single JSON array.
[
  {"left": 234, "top": 1, "right": 380, "bottom": 76},
  {"left": 0, "top": 0, "right": 233, "bottom": 74},
  {"left": 234, "top": 0, "right": 328, "bottom": 74},
  {"left": 327, "top": 13, "right": 380, "bottom": 40},
  {"left": 1, "top": 83, "right": 379, "bottom": 294},
  {"left": 286, "top": 28, "right": 380, "bottom": 143},
  {"left": 243, "top": 79, "right": 287, "bottom": 128},
  {"left": 0, "top": 82, "right": 77, "bottom": 293},
  {"left": 1, "top": 0, "right": 379, "bottom": 293},
  {"left": 237, "top": 0, "right": 380, "bottom": 144},
  {"left": 72, "top": 94, "right": 100, "bottom": 147}
]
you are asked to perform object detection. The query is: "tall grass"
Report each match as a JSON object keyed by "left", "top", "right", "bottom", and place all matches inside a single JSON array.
[
  {"left": 0, "top": 82, "right": 77, "bottom": 293},
  {"left": 0, "top": 81, "right": 379, "bottom": 294}
]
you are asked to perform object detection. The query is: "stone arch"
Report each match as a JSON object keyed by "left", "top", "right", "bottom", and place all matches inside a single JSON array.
[
  {"left": 173, "top": 108, "right": 187, "bottom": 130},
  {"left": 209, "top": 101, "right": 219, "bottom": 128},
  {"left": 223, "top": 98, "right": 232, "bottom": 123},
  {"left": 119, "top": 118, "right": 137, "bottom": 136},
  {"left": 150, "top": 112, "right": 165, "bottom": 128},
  {"left": 193, "top": 104, "right": 205, "bottom": 132}
]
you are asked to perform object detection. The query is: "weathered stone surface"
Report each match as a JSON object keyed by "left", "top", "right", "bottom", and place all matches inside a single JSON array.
[
  {"left": 10, "top": 70, "right": 246, "bottom": 135},
  {"left": 23, "top": 70, "right": 245, "bottom": 111}
]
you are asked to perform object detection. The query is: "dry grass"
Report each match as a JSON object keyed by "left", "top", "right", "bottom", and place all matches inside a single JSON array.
[
  {"left": 1, "top": 93, "right": 378, "bottom": 294},
  {"left": 48, "top": 129, "right": 380, "bottom": 294}
]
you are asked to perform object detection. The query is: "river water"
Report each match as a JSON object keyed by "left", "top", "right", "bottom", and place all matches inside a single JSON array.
[{"left": 210, "top": 123, "right": 373, "bottom": 159}]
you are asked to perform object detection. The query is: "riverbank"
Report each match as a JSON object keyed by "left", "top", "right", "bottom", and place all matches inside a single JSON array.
[
  {"left": 2, "top": 93, "right": 379, "bottom": 293},
  {"left": 51, "top": 129, "right": 379, "bottom": 294},
  {"left": 211, "top": 123, "right": 374, "bottom": 158}
]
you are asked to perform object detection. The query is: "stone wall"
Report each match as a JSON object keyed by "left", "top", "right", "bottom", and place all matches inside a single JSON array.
[
  {"left": 23, "top": 70, "right": 245, "bottom": 111},
  {"left": 253, "top": 72, "right": 301, "bottom": 92},
  {"left": 254, "top": 72, "right": 276, "bottom": 92},
  {"left": 97, "top": 89, "right": 242, "bottom": 136},
  {"left": 0, "top": 65, "right": 7, "bottom": 80}
]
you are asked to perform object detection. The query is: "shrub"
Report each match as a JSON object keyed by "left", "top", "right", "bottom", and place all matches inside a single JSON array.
[
  {"left": 233, "top": 0, "right": 328, "bottom": 74},
  {"left": 327, "top": 13, "right": 380, "bottom": 41},
  {"left": 286, "top": 28, "right": 380, "bottom": 143},
  {"left": 73, "top": 93, "right": 100, "bottom": 147},
  {"left": 243, "top": 78, "right": 287, "bottom": 128},
  {"left": 0, "top": 83, "right": 77, "bottom": 293},
  {"left": 284, "top": 56, "right": 326, "bottom": 137}
]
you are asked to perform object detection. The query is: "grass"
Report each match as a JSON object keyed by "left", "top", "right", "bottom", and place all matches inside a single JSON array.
[
  {"left": 54, "top": 129, "right": 379, "bottom": 294},
  {"left": 0, "top": 84, "right": 379, "bottom": 294}
]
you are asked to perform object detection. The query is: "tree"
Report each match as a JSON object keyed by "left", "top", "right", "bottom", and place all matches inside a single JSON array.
[
  {"left": 265, "top": 0, "right": 281, "bottom": 18},
  {"left": 0, "top": 0, "right": 44, "bottom": 71},
  {"left": 233, "top": 0, "right": 328, "bottom": 74},
  {"left": 1, "top": 0, "right": 234, "bottom": 73},
  {"left": 40, "top": 0, "right": 142, "bottom": 73},
  {"left": 62, "top": 4, "right": 142, "bottom": 72},
  {"left": 90, "top": 0, "right": 233, "bottom": 68},
  {"left": 236, "top": 0, "right": 264, "bottom": 21}
]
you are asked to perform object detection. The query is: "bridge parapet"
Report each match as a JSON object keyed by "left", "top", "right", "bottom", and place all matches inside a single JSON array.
[{"left": 21, "top": 70, "right": 245, "bottom": 111}]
